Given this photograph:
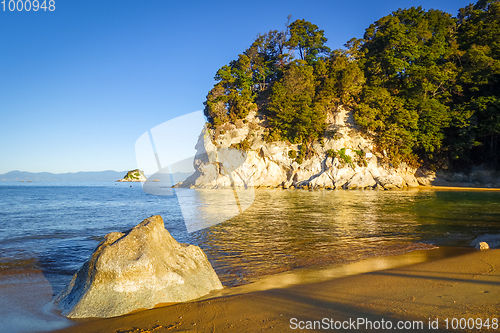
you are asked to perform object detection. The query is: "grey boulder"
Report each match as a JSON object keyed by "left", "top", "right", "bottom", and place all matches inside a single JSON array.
[{"left": 56, "top": 215, "right": 223, "bottom": 318}]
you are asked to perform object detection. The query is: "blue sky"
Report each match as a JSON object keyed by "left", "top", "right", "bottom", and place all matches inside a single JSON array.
[{"left": 0, "top": 0, "right": 474, "bottom": 173}]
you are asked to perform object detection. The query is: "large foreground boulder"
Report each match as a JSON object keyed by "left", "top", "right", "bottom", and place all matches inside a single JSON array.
[{"left": 56, "top": 215, "right": 223, "bottom": 318}]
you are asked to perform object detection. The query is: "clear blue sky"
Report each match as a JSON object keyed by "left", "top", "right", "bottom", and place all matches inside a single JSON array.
[{"left": 0, "top": 0, "right": 474, "bottom": 173}]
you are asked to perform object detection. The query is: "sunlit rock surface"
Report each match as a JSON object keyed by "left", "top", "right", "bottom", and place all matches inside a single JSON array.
[
  {"left": 181, "top": 108, "right": 419, "bottom": 190},
  {"left": 57, "top": 215, "right": 222, "bottom": 318},
  {"left": 176, "top": 107, "right": 499, "bottom": 190}
]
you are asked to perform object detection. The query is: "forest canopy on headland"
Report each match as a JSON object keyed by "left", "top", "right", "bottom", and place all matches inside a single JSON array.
[{"left": 203, "top": 0, "right": 500, "bottom": 171}]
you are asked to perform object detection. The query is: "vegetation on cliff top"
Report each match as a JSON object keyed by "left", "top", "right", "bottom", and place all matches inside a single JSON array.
[
  {"left": 204, "top": 0, "right": 500, "bottom": 171},
  {"left": 122, "top": 169, "right": 146, "bottom": 181}
]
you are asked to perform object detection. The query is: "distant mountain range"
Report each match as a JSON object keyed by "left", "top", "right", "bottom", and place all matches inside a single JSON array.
[
  {"left": 0, "top": 170, "right": 196, "bottom": 182},
  {"left": 0, "top": 170, "right": 128, "bottom": 182}
]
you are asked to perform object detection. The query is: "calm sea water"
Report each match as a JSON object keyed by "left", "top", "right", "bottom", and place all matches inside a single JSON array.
[{"left": 1, "top": 182, "right": 500, "bottom": 332}]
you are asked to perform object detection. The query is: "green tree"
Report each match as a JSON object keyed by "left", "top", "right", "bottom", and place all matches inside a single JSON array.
[
  {"left": 355, "top": 87, "right": 418, "bottom": 163},
  {"left": 314, "top": 51, "right": 365, "bottom": 112},
  {"left": 204, "top": 54, "right": 257, "bottom": 125},
  {"left": 267, "top": 61, "right": 326, "bottom": 143},
  {"left": 356, "top": 7, "right": 459, "bottom": 165},
  {"left": 246, "top": 30, "right": 288, "bottom": 93},
  {"left": 451, "top": 0, "right": 500, "bottom": 167},
  {"left": 285, "top": 19, "right": 330, "bottom": 64}
]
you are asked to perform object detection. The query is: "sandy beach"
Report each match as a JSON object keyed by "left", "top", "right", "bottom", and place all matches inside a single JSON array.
[
  {"left": 50, "top": 247, "right": 500, "bottom": 333},
  {"left": 420, "top": 185, "right": 500, "bottom": 191}
]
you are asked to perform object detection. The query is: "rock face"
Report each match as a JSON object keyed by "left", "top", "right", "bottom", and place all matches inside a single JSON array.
[
  {"left": 471, "top": 234, "right": 500, "bottom": 250},
  {"left": 117, "top": 169, "right": 147, "bottom": 182},
  {"left": 176, "top": 108, "right": 500, "bottom": 190},
  {"left": 56, "top": 215, "right": 223, "bottom": 318},
  {"left": 181, "top": 108, "right": 419, "bottom": 190}
]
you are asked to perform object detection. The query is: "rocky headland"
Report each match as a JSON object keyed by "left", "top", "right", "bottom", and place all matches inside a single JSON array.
[{"left": 180, "top": 108, "right": 500, "bottom": 190}]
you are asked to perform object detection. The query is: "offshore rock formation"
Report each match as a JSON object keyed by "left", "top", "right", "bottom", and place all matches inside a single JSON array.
[
  {"left": 181, "top": 108, "right": 419, "bottom": 190},
  {"left": 56, "top": 215, "right": 223, "bottom": 318},
  {"left": 117, "top": 169, "right": 147, "bottom": 182}
]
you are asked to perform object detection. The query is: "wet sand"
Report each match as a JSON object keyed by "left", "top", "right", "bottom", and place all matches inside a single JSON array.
[
  {"left": 0, "top": 270, "right": 72, "bottom": 333},
  {"left": 51, "top": 248, "right": 500, "bottom": 333}
]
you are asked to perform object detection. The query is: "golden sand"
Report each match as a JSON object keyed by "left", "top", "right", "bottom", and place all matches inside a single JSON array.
[{"left": 51, "top": 248, "right": 500, "bottom": 333}]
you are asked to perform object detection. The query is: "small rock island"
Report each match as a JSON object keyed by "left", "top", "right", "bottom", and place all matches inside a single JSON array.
[{"left": 117, "top": 169, "right": 147, "bottom": 182}]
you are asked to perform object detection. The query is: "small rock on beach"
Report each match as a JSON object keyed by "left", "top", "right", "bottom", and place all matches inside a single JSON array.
[{"left": 471, "top": 234, "right": 500, "bottom": 250}]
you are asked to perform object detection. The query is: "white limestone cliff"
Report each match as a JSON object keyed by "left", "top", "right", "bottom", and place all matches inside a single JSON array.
[{"left": 181, "top": 107, "right": 420, "bottom": 190}]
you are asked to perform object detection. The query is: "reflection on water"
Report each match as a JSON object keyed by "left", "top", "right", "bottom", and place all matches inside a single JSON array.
[
  {"left": 177, "top": 188, "right": 255, "bottom": 233},
  {"left": 188, "top": 189, "right": 500, "bottom": 286}
]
